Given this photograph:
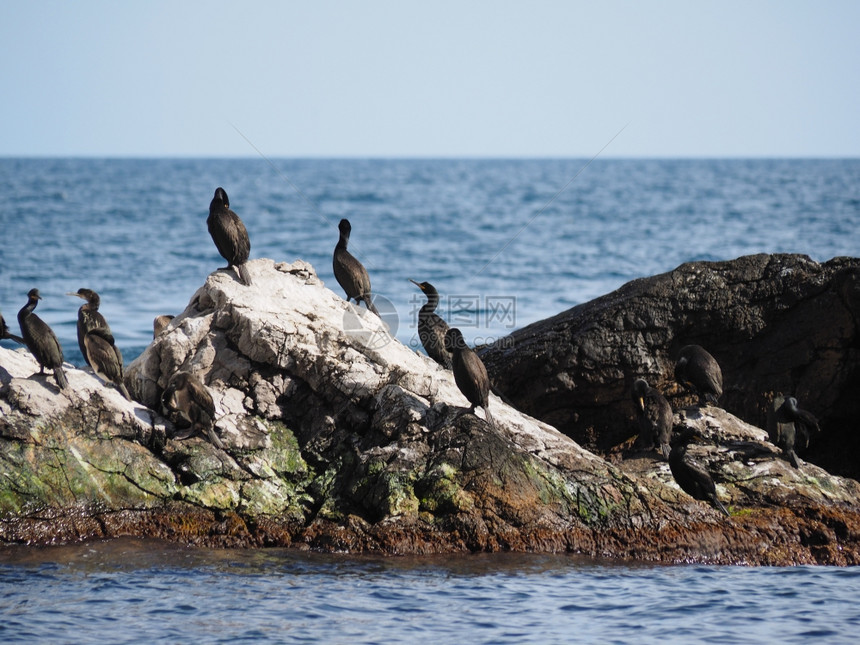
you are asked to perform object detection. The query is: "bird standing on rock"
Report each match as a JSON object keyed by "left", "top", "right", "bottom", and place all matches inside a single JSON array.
[
  {"left": 631, "top": 378, "right": 673, "bottom": 459},
  {"left": 162, "top": 371, "right": 224, "bottom": 449},
  {"left": 668, "top": 428, "right": 730, "bottom": 516},
  {"left": 17, "top": 289, "right": 68, "bottom": 390},
  {"left": 84, "top": 327, "right": 131, "bottom": 400},
  {"left": 674, "top": 344, "right": 723, "bottom": 406},
  {"left": 767, "top": 395, "right": 820, "bottom": 468},
  {"left": 409, "top": 279, "right": 452, "bottom": 369},
  {"left": 333, "top": 218, "right": 379, "bottom": 316},
  {"left": 208, "top": 187, "right": 252, "bottom": 286},
  {"left": 67, "top": 288, "right": 110, "bottom": 367},
  {"left": 445, "top": 327, "right": 494, "bottom": 427}
]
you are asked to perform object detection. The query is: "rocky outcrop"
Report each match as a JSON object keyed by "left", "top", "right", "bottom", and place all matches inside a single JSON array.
[
  {"left": 2, "top": 255, "right": 860, "bottom": 564},
  {"left": 482, "top": 254, "right": 860, "bottom": 479}
]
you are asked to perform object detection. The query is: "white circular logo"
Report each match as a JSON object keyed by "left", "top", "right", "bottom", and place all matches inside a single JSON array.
[{"left": 342, "top": 293, "right": 398, "bottom": 350}]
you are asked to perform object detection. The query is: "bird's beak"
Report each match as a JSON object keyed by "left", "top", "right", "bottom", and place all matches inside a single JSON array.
[
  {"left": 408, "top": 279, "right": 423, "bottom": 290},
  {"left": 66, "top": 292, "right": 84, "bottom": 299},
  {"left": 637, "top": 396, "right": 645, "bottom": 412}
]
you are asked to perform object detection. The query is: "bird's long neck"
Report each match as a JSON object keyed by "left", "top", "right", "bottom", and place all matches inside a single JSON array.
[
  {"left": 18, "top": 296, "right": 38, "bottom": 321},
  {"left": 336, "top": 231, "right": 350, "bottom": 251},
  {"left": 422, "top": 290, "right": 439, "bottom": 313}
]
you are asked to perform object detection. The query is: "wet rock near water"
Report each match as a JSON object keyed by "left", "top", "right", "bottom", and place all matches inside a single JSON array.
[{"left": 1, "top": 255, "right": 860, "bottom": 564}]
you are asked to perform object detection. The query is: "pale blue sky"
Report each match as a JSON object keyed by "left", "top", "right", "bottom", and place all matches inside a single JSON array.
[{"left": 2, "top": 1, "right": 858, "bottom": 157}]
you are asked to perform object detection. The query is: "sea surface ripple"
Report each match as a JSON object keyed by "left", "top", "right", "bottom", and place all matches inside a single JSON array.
[{"left": 2, "top": 539, "right": 860, "bottom": 644}]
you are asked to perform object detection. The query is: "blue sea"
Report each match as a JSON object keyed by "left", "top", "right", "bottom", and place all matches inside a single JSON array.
[
  {"left": 1, "top": 539, "right": 860, "bottom": 644},
  {"left": 1, "top": 158, "right": 860, "bottom": 642}
]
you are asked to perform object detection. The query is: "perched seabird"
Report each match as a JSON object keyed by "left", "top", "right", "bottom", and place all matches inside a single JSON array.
[
  {"left": 631, "top": 378, "right": 673, "bottom": 459},
  {"left": 17, "top": 289, "right": 68, "bottom": 390},
  {"left": 1, "top": 309, "right": 25, "bottom": 344},
  {"left": 409, "top": 279, "right": 452, "bottom": 369},
  {"left": 83, "top": 327, "right": 131, "bottom": 400},
  {"left": 207, "top": 187, "right": 252, "bottom": 286},
  {"left": 674, "top": 344, "right": 723, "bottom": 406},
  {"left": 333, "top": 218, "right": 379, "bottom": 315},
  {"left": 445, "top": 327, "right": 494, "bottom": 427},
  {"left": 153, "top": 314, "right": 175, "bottom": 338},
  {"left": 767, "top": 395, "right": 820, "bottom": 468},
  {"left": 67, "top": 288, "right": 109, "bottom": 367},
  {"left": 161, "top": 371, "right": 224, "bottom": 449},
  {"left": 668, "top": 428, "right": 730, "bottom": 516}
]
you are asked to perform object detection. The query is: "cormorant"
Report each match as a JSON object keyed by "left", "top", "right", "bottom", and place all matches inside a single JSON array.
[
  {"left": 767, "top": 395, "right": 820, "bottom": 468},
  {"left": 333, "top": 218, "right": 379, "bottom": 315},
  {"left": 409, "top": 279, "right": 452, "bottom": 369},
  {"left": 161, "top": 371, "right": 224, "bottom": 449},
  {"left": 17, "top": 289, "right": 68, "bottom": 390},
  {"left": 84, "top": 327, "right": 131, "bottom": 400},
  {"left": 67, "top": 288, "right": 109, "bottom": 367},
  {"left": 674, "top": 344, "right": 723, "bottom": 406},
  {"left": 153, "top": 314, "right": 175, "bottom": 337},
  {"left": 208, "top": 187, "right": 252, "bottom": 286},
  {"left": 668, "top": 428, "right": 730, "bottom": 516},
  {"left": 445, "top": 327, "right": 494, "bottom": 427},
  {"left": 1, "top": 309, "right": 25, "bottom": 344},
  {"left": 631, "top": 378, "right": 673, "bottom": 459}
]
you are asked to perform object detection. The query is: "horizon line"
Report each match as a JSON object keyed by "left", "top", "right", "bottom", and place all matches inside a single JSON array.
[{"left": 2, "top": 153, "right": 859, "bottom": 161}]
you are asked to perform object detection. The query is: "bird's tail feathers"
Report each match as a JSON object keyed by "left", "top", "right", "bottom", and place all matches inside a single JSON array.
[
  {"left": 54, "top": 365, "right": 68, "bottom": 390},
  {"left": 363, "top": 296, "right": 380, "bottom": 317},
  {"left": 483, "top": 406, "right": 496, "bottom": 430},
  {"left": 207, "top": 427, "right": 225, "bottom": 450},
  {"left": 660, "top": 442, "right": 671, "bottom": 460},
  {"left": 236, "top": 263, "right": 253, "bottom": 286}
]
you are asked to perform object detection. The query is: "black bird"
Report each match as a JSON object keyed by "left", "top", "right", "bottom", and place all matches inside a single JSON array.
[
  {"left": 632, "top": 378, "right": 674, "bottom": 459},
  {"left": 161, "top": 371, "right": 224, "bottom": 449},
  {"left": 333, "top": 218, "right": 379, "bottom": 315},
  {"left": 1, "top": 309, "right": 25, "bottom": 344},
  {"left": 668, "top": 428, "right": 730, "bottom": 516},
  {"left": 17, "top": 289, "right": 68, "bottom": 390},
  {"left": 767, "top": 395, "right": 820, "bottom": 468},
  {"left": 67, "top": 288, "right": 109, "bottom": 367},
  {"left": 84, "top": 327, "right": 131, "bottom": 400},
  {"left": 674, "top": 344, "right": 723, "bottom": 406},
  {"left": 153, "top": 314, "right": 175, "bottom": 338},
  {"left": 445, "top": 327, "right": 494, "bottom": 427},
  {"left": 208, "top": 187, "right": 252, "bottom": 286},
  {"left": 409, "top": 279, "right": 452, "bottom": 369}
]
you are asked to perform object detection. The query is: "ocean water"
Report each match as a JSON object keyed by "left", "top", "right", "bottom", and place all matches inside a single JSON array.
[
  {"left": 1, "top": 158, "right": 858, "bottom": 365},
  {"left": 2, "top": 158, "right": 860, "bottom": 641},
  {"left": 1, "top": 538, "right": 860, "bottom": 645}
]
